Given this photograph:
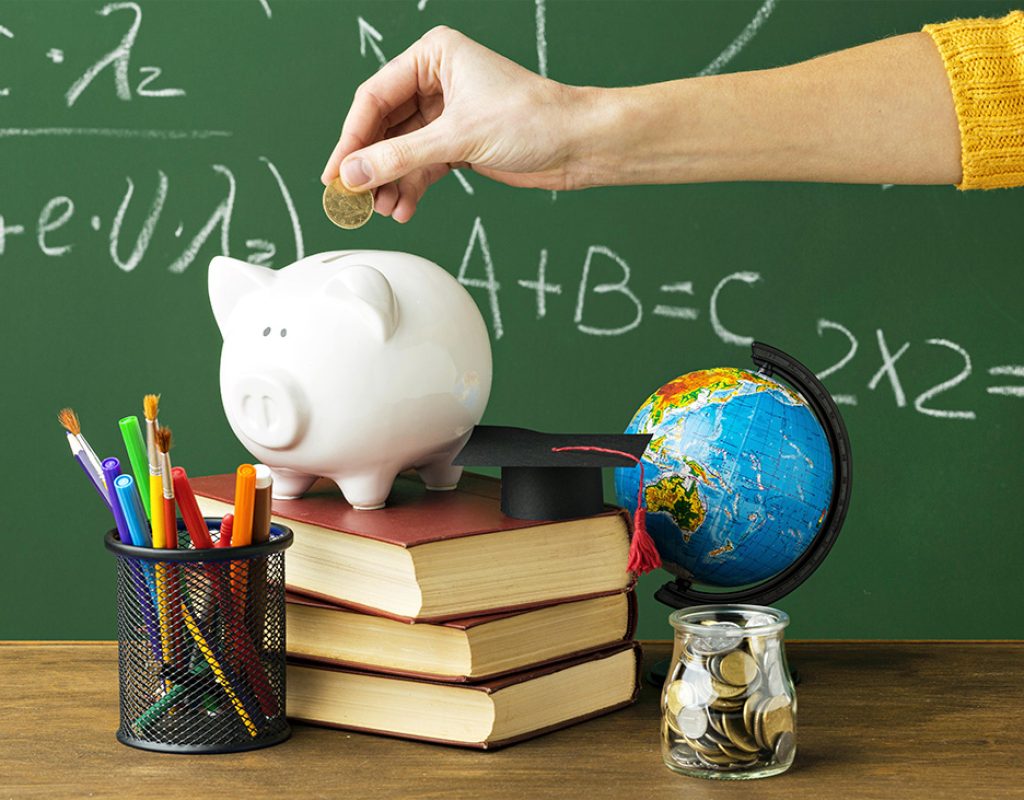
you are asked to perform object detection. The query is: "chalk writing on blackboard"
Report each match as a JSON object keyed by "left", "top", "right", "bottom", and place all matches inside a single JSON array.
[
  {"left": 697, "top": 0, "right": 777, "bottom": 77},
  {"left": 987, "top": 366, "right": 1024, "bottom": 397},
  {"left": 653, "top": 282, "right": 699, "bottom": 321},
  {"left": 66, "top": 3, "right": 184, "bottom": 108},
  {"left": 868, "top": 329, "right": 910, "bottom": 407},
  {"left": 816, "top": 319, "right": 859, "bottom": 405},
  {"left": 574, "top": 245, "right": 643, "bottom": 336},
  {"left": 0, "top": 23, "right": 11, "bottom": 98},
  {"left": 517, "top": 248, "right": 560, "bottom": 320}
]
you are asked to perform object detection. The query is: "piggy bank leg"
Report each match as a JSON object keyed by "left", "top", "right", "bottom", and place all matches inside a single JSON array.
[
  {"left": 335, "top": 471, "right": 396, "bottom": 510},
  {"left": 268, "top": 467, "right": 317, "bottom": 500},
  {"left": 417, "top": 461, "right": 463, "bottom": 492}
]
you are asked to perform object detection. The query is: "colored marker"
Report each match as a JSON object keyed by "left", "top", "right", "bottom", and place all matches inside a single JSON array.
[
  {"left": 172, "top": 466, "right": 214, "bottom": 550},
  {"left": 113, "top": 474, "right": 151, "bottom": 548},
  {"left": 252, "top": 465, "right": 273, "bottom": 545},
  {"left": 217, "top": 514, "right": 234, "bottom": 548},
  {"left": 132, "top": 660, "right": 213, "bottom": 732},
  {"left": 102, "top": 458, "right": 131, "bottom": 544},
  {"left": 231, "top": 465, "right": 256, "bottom": 547},
  {"left": 118, "top": 416, "right": 151, "bottom": 518}
]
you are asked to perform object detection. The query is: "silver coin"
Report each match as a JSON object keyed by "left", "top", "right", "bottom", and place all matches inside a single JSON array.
[
  {"left": 681, "top": 664, "right": 717, "bottom": 706},
  {"left": 773, "top": 730, "right": 796, "bottom": 764},
  {"left": 676, "top": 707, "right": 709, "bottom": 739},
  {"left": 690, "top": 621, "right": 743, "bottom": 656}
]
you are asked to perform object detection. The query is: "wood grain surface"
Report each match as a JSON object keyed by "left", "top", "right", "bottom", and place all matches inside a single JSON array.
[{"left": 2, "top": 641, "right": 1022, "bottom": 799}]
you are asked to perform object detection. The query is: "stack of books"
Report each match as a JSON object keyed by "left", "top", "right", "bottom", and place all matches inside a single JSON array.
[{"left": 194, "top": 471, "right": 641, "bottom": 749}]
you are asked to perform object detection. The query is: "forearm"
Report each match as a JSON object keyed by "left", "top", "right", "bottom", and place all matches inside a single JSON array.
[{"left": 573, "top": 32, "right": 961, "bottom": 187}]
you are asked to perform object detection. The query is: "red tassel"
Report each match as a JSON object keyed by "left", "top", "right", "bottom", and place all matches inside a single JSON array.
[{"left": 551, "top": 445, "right": 661, "bottom": 577}]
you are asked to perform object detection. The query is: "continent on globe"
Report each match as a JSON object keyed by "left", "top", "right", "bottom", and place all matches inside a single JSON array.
[
  {"left": 644, "top": 474, "right": 705, "bottom": 543},
  {"left": 615, "top": 367, "right": 834, "bottom": 588}
]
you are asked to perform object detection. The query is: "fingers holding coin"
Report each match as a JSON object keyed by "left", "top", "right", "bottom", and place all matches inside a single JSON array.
[{"left": 323, "top": 178, "right": 374, "bottom": 229}]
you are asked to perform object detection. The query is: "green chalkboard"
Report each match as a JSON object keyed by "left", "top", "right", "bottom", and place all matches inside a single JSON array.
[{"left": 2, "top": 0, "right": 1022, "bottom": 641}]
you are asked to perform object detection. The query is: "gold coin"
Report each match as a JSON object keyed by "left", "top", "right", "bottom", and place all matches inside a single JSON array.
[
  {"left": 759, "top": 695, "right": 794, "bottom": 750},
  {"left": 664, "top": 680, "right": 696, "bottom": 716},
  {"left": 710, "top": 677, "right": 747, "bottom": 699},
  {"left": 743, "top": 691, "right": 764, "bottom": 734},
  {"left": 717, "top": 742, "right": 759, "bottom": 763},
  {"left": 722, "top": 712, "right": 761, "bottom": 753},
  {"left": 719, "top": 650, "right": 758, "bottom": 686},
  {"left": 322, "top": 178, "right": 374, "bottom": 229},
  {"left": 710, "top": 696, "right": 745, "bottom": 712},
  {"left": 683, "top": 735, "right": 720, "bottom": 755},
  {"left": 696, "top": 749, "right": 739, "bottom": 767}
]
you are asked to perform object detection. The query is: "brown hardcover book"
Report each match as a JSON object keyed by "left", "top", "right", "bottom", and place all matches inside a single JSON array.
[
  {"left": 286, "top": 590, "right": 638, "bottom": 682},
  {"left": 192, "top": 472, "right": 633, "bottom": 621},
  {"left": 286, "top": 642, "right": 642, "bottom": 749}
]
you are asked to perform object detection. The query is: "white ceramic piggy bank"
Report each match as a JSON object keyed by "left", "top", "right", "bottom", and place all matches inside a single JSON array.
[{"left": 208, "top": 250, "right": 492, "bottom": 509}]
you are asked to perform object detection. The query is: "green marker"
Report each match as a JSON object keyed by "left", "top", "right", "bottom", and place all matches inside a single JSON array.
[
  {"left": 119, "top": 416, "right": 151, "bottom": 518},
  {"left": 132, "top": 660, "right": 211, "bottom": 731}
]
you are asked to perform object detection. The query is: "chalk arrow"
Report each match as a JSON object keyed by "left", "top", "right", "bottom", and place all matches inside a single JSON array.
[{"left": 358, "top": 17, "right": 386, "bottom": 68}]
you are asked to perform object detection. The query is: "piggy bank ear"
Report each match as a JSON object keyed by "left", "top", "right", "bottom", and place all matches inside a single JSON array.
[
  {"left": 324, "top": 264, "right": 399, "bottom": 341},
  {"left": 209, "top": 256, "right": 274, "bottom": 338}
]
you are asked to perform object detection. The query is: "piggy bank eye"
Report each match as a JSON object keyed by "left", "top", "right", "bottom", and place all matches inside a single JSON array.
[
  {"left": 262, "top": 327, "right": 271, "bottom": 337},
  {"left": 280, "top": 329, "right": 288, "bottom": 338}
]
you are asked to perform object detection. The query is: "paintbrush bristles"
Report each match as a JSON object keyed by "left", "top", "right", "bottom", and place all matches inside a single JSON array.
[
  {"left": 57, "top": 407, "right": 81, "bottom": 436},
  {"left": 155, "top": 425, "right": 173, "bottom": 454},
  {"left": 143, "top": 393, "right": 160, "bottom": 422}
]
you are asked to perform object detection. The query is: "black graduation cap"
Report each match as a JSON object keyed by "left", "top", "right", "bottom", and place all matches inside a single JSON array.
[{"left": 453, "top": 425, "right": 653, "bottom": 521}]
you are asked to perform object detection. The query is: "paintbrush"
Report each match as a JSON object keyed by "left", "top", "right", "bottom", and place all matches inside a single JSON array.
[
  {"left": 58, "top": 407, "right": 109, "bottom": 506},
  {"left": 155, "top": 425, "right": 177, "bottom": 550},
  {"left": 143, "top": 394, "right": 166, "bottom": 546}
]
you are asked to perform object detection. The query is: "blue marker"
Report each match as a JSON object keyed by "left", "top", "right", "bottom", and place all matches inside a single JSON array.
[
  {"left": 114, "top": 474, "right": 151, "bottom": 548},
  {"left": 103, "top": 458, "right": 132, "bottom": 544}
]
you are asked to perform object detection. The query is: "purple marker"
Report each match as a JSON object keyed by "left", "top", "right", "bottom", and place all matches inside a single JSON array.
[
  {"left": 105, "top": 458, "right": 163, "bottom": 660},
  {"left": 102, "top": 458, "right": 131, "bottom": 543}
]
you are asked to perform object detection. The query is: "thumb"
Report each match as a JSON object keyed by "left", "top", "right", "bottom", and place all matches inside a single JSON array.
[{"left": 340, "top": 124, "right": 457, "bottom": 191}]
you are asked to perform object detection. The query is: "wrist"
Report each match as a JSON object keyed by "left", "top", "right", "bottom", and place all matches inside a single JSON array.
[{"left": 565, "top": 81, "right": 706, "bottom": 188}]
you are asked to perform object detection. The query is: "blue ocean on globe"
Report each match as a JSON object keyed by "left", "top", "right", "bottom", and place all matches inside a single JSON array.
[{"left": 615, "top": 367, "right": 834, "bottom": 587}]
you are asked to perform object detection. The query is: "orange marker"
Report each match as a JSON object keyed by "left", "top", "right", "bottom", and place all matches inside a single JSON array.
[{"left": 231, "top": 465, "right": 256, "bottom": 547}]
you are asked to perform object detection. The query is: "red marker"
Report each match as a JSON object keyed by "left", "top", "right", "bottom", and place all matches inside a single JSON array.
[
  {"left": 172, "top": 467, "right": 215, "bottom": 549},
  {"left": 217, "top": 514, "right": 234, "bottom": 548}
]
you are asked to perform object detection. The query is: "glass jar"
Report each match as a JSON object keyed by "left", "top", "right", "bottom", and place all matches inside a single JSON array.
[{"left": 661, "top": 604, "right": 796, "bottom": 780}]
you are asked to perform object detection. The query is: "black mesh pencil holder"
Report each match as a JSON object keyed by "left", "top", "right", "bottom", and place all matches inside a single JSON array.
[{"left": 104, "top": 519, "right": 293, "bottom": 754}]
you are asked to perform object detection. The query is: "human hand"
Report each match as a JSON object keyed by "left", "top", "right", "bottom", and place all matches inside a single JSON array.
[{"left": 321, "top": 26, "right": 590, "bottom": 223}]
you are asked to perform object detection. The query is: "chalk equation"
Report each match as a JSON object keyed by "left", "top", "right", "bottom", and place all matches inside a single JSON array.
[
  {"left": 0, "top": 158, "right": 302, "bottom": 274},
  {"left": 452, "top": 216, "right": 1023, "bottom": 422}
]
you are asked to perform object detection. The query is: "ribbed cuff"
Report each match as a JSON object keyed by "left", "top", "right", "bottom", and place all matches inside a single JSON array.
[{"left": 923, "top": 11, "right": 1024, "bottom": 190}]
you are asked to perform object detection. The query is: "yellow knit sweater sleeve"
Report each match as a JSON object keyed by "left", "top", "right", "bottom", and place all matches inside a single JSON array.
[{"left": 923, "top": 11, "right": 1024, "bottom": 190}]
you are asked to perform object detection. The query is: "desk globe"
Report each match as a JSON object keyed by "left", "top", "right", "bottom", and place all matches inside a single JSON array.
[{"left": 615, "top": 343, "right": 851, "bottom": 613}]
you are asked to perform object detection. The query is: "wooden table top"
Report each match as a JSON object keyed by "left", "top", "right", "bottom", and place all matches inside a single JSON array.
[{"left": 2, "top": 641, "right": 1022, "bottom": 799}]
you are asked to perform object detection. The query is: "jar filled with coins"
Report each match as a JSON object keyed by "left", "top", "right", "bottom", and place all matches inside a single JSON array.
[{"left": 661, "top": 604, "right": 796, "bottom": 780}]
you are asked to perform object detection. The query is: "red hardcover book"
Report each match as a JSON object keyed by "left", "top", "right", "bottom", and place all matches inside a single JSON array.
[
  {"left": 286, "top": 642, "right": 642, "bottom": 749},
  {"left": 286, "top": 589, "right": 638, "bottom": 682},
  {"left": 192, "top": 472, "right": 634, "bottom": 622}
]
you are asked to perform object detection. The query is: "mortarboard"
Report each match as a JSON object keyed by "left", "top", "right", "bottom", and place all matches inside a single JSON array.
[{"left": 453, "top": 425, "right": 653, "bottom": 522}]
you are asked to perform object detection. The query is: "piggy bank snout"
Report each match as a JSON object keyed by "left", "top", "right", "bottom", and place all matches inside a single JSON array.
[{"left": 227, "top": 371, "right": 307, "bottom": 450}]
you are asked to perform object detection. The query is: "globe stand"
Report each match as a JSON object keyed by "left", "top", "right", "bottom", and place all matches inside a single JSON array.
[{"left": 646, "top": 342, "right": 852, "bottom": 688}]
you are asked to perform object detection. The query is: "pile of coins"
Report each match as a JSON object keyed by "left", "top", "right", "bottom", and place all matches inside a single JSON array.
[{"left": 661, "top": 618, "right": 795, "bottom": 774}]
